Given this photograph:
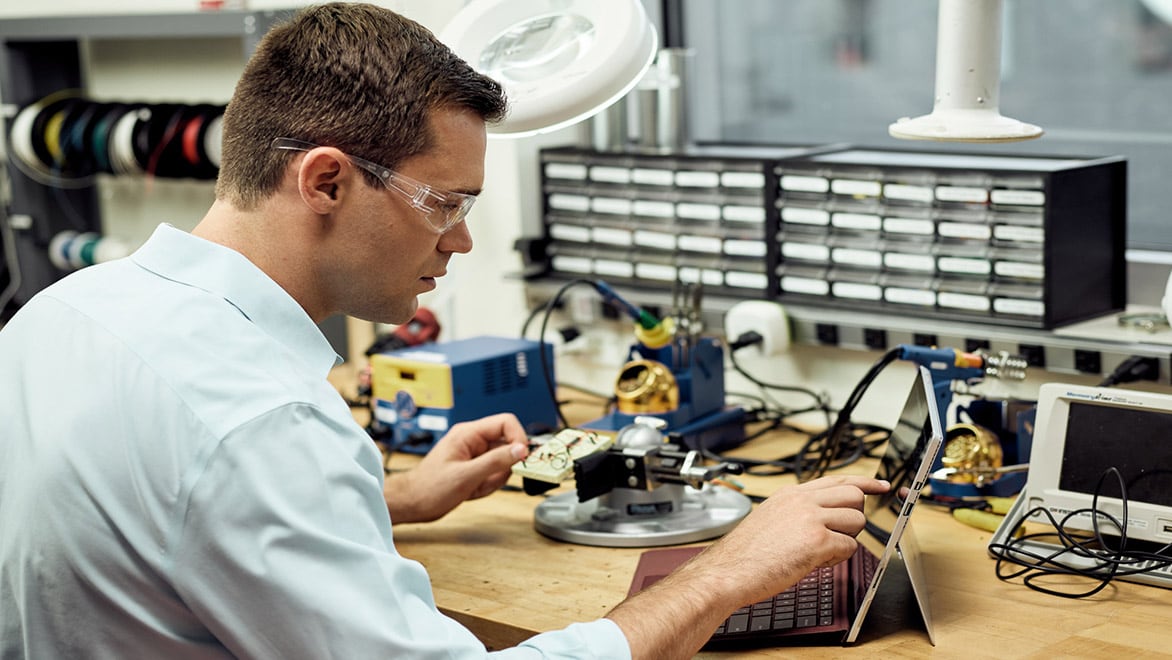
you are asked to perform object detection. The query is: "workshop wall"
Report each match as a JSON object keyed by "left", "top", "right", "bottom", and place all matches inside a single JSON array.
[{"left": 0, "top": 0, "right": 559, "bottom": 345}]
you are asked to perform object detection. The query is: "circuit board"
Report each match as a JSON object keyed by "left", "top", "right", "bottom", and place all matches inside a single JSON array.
[{"left": 511, "top": 428, "right": 615, "bottom": 484}]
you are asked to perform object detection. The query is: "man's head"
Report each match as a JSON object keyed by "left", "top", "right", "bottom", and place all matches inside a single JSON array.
[
  {"left": 215, "top": 2, "right": 507, "bottom": 210},
  {"left": 203, "top": 2, "right": 508, "bottom": 325}
]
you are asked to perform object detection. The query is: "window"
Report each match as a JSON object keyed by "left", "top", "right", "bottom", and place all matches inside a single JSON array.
[{"left": 681, "top": 0, "right": 1172, "bottom": 252}]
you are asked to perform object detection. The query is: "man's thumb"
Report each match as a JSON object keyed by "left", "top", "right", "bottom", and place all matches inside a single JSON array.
[{"left": 480, "top": 442, "right": 527, "bottom": 470}]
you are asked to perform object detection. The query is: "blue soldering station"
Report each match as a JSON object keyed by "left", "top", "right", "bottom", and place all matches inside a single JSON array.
[
  {"left": 896, "top": 343, "right": 1030, "bottom": 497},
  {"left": 579, "top": 281, "right": 746, "bottom": 452}
]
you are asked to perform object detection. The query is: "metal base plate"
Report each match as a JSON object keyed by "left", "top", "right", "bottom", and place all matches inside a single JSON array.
[{"left": 533, "top": 487, "right": 752, "bottom": 547}]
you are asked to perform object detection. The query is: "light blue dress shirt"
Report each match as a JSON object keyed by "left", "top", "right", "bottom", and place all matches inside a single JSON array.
[{"left": 0, "top": 224, "right": 630, "bottom": 659}]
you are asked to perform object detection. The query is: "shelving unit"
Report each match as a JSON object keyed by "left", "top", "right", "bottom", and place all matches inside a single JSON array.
[
  {"left": 0, "top": 9, "right": 293, "bottom": 318},
  {"left": 524, "top": 143, "right": 1165, "bottom": 385}
]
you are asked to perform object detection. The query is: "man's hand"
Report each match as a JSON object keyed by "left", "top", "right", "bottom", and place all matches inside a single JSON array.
[
  {"left": 607, "top": 474, "right": 890, "bottom": 660},
  {"left": 693, "top": 475, "right": 890, "bottom": 604},
  {"left": 383, "top": 413, "right": 529, "bottom": 524}
]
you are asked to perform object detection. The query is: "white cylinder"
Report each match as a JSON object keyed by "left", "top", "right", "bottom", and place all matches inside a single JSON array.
[
  {"left": 934, "top": 0, "right": 1003, "bottom": 113},
  {"left": 888, "top": 0, "right": 1041, "bottom": 142}
]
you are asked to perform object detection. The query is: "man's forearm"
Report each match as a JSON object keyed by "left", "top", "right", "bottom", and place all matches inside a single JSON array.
[
  {"left": 383, "top": 470, "right": 427, "bottom": 524},
  {"left": 605, "top": 556, "right": 744, "bottom": 660}
]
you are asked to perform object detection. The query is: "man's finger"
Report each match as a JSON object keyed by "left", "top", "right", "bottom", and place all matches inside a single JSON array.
[{"left": 798, "top": 475, "right": 890, "bottom": 495}]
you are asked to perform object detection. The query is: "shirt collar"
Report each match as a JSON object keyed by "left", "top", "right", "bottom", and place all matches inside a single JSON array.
[{"left": 131, "top": 224, "right": 343, "bottom": 377}]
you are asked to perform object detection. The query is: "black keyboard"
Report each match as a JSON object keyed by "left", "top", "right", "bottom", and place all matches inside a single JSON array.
[
  {"left": 714, "top": 565, "right": 837, "bottom": 637},
  {"left": 709, "top": 546, "right": 880, "bottom": 643}
]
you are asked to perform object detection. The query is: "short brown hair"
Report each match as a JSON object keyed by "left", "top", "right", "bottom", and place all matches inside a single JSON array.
[{"left": 215, "top": 2, "right": 507, "bottom": 209}]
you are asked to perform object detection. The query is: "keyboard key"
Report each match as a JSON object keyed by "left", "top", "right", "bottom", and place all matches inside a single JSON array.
[
  {"left": 727, "top": 613, "right": 750, "bottom": 634},
  {"left": 772, "top": 618, "right": 795, "bottom": 631}
]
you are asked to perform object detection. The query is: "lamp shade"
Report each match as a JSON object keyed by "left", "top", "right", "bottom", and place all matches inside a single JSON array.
[{"left": 440, "top": 0, "right": 658, "bottom": 138}]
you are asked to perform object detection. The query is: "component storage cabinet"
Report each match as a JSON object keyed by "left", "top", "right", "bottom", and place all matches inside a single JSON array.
[{"left": 772, "top": 148, "right": 1126, "bottom": 329}]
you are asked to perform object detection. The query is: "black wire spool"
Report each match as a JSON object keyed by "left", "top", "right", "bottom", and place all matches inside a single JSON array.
[{"left": 136, "top": 102, "right": 187, "bottom": 178}]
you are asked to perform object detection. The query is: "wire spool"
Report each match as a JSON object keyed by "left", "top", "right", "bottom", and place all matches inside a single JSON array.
[
  {"left": 183, "top": 104, "right": 225, "bottom": 179},
  {"left": 30, "top": 98, "right": 67, "bottom": 168},
  {"left": 10, "top": 93, "right": 227, "bottom": 183},
  {"left": 66, "top": 232, "right": 100, "bottom": 270},
  {"left": 92, "top": 236, "right": 131, "bottom": 264},
  {"left": 89, "top": 103, "right": 135, "bottom": 174},
  {"left": 109, "top": 107, "right": 148, "bottom": 176},
  {"left": 203, "top": 112, "right": 223, "bottom": 168},
  {"left": 8, "top": 101, "right": 44, "bottom": 174},
  {"left": 8, "top": 92, "right": 95, "bottom": 186},
  {"left": 138, "top": 102, "right": 179, "bottom": 178},
  {"left": 35, "top": 96, "right": 88, "bottom": 175},
  {"left": 51, "top": 99, "right": 92, "bottom": 173},
  {"left": 48, "top": 230, "right": 78, "bottom": 271},
  {"left": 61, "top": 101, "right": 104, "bottom": 175},
  {"left": 181, "top": 112, "right": 204, "bottom": 165},
  {"left": 47, "top": 230, "right": 132, "bottom": 271},
  {"left": 42, "top": 102, "right": 72, "bottom": 167}
]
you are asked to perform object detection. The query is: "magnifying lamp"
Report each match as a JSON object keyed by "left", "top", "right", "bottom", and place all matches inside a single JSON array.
[
  {"left": 889, "top": 0, "right": 1042, "bottom": 143},
  {"left": 1142, "top": 0, "right": 1172, "bottom": 23},
  {"left": 439, "top": 0, "right": 658, "bottom": 138}
]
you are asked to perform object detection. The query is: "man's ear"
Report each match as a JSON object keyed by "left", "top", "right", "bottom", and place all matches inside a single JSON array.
[{"left": 296, "top": 148, "right": 348, "bottom": 214}]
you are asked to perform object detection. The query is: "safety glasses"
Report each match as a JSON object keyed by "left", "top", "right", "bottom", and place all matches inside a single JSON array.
[{"left": 271, "top": 137, "right": 476, "bottom": 233}]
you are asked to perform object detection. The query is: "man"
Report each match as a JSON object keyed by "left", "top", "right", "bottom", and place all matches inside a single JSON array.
[{"left": 0, "top": 3, "right": 888, "bottom": 658}]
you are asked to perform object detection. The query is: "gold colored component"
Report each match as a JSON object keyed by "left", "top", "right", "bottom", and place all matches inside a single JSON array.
[
  {"left": 614, "top": 359, "right": 679, "bottom": 414},
  {"left": 941, "top": 423, "right": 1003, "bottom": 484}
]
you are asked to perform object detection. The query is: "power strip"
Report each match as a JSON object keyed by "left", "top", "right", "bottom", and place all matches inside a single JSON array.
[
  {"left": 783, "top": 304, "right": 1172, "bottom": 385},
  {"left": 522, "top": 282, "right": 1172, "bottom": 386}
]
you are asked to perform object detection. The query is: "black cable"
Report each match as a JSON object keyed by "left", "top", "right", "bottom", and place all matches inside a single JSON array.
[
  {"left": 522, "top": 278, "right": 597, "bottom": 430},
  {"left": 713, "top": 336, "right": 894, "bottom": 480},
  {"left": 1098, "top": 355, "right": 1160, "bottom": 387},
  {"left": 727, "top": 340, "right": 830, "bottom": 413},
  {"left": 798, "top": 347, "right": 902, "bottom": 482},
  {"left": 988, "top": 467, "right": 1172, "bottom": 598}
]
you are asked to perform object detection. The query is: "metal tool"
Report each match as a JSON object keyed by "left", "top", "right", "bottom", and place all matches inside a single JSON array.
[{"left": 532, "top": 417, "right": 751, "bottom": 547}]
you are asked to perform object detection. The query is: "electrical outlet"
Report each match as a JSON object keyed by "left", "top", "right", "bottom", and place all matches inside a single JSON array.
[
  {"left": 1075, "top": 349, "right": 1102, "bottom": 374},
  {"left": 913, "top": 333, "right": 938, "bottom": 347},
  {"left": 816, "top": 323, "right": 839, "bottom": 346},
  {"left": 864, "top": 328, "right": 888, "bottom": 350},
  {"left": 724, "top": 301, "right": 791, "bottom": 356},
  {"left": 1018, "top": 343, "right": 1046, "bottom": 367},
  {"left": 965, "top": 338, "right": 991, "bottom": 352}
]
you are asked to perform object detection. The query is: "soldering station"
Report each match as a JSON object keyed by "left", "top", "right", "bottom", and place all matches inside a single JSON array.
[{"left": 4, "top": 0, "right": 1172, "bottom": 653}]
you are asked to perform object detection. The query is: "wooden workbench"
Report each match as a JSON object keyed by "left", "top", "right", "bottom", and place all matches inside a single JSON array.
[
  {"left": 388, "top": 434, "right": 1172, "bottom": 658},
  {"left": 329, "top": 364, "right": 1171, "bottom": 658}
]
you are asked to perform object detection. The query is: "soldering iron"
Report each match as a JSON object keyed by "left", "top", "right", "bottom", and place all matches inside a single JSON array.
[
  {"left": 895, "top": 344, "right": 1027, "bottom": 424},
  {"left": 592, "top": 280, "right": 673, "bottom": 349}
]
